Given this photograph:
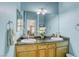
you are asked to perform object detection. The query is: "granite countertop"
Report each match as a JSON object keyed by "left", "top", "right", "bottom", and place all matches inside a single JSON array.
[{"left": 16, "top": 37, "right": 69, "bottom": 45}]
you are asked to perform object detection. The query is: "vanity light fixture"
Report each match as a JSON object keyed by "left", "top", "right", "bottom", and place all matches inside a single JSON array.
[{"left": 37, "top": 8, "right": 47, "bottom": 15}]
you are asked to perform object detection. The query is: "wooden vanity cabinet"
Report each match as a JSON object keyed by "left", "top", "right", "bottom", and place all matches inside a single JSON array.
[{"left": 16, "top": 40, "right": 69, "bottom": 57}]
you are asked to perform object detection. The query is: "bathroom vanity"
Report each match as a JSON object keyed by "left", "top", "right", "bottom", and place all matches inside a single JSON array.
[{"left": 15, "top": 37, "right": 69, "bottom": 57}]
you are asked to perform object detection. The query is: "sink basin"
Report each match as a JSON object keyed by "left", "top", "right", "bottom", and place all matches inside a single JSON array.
[
  {"left": 50, "top": 37, "right": 63, "bottom": 41},
  {"left": 21, "top": 39, "right": 36, "bottom": 43},
  {"left": 44, "top": 37, "right": 63, "bottom": 42}
]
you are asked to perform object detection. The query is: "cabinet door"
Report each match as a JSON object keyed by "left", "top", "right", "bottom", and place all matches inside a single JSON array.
[
  {"left": 37, "top": 43, "right": 47, "bottom": 57},
  {"left": 47, "top": 48, "right": 55, "bottom": 57},
  {"left": 17, "top": 50, "right": 37, "bottom": 57},
  {"left": 56, "top": 47, "right": 68, "bottom": 57},
  {"left": 38, "top": 49, "right": 47, "bottom": 57},
  {"left": 47, "top": 43, "right": 56, "bottom": 57}
]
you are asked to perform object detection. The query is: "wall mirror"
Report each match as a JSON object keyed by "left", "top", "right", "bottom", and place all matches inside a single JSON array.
[
  {"left": 22, "top": 10, "right": 59, "bottom": 37},
  {"left": 16, "top": 3, "right": 59, "bottom": 37},
  {"left": 23, "top": 11, "right": 47, "bottom": 36}
]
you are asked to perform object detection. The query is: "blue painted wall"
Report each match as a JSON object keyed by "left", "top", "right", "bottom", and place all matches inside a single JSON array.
[
  {"left": 0, "top": 2, "right": 21, "bottom": 57},
  {"left": 59, "top": 2, "right": 79, "bottom": 56},
  {"left": 1, "top": 2, "right": 79, "bottom": 57}
]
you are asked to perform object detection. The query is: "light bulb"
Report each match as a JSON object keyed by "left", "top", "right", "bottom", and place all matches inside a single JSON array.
[
  {"left": 37, "top": 12, "right": 40, "bottom": 15},
  {"left": 37, "top": 8, "right": 47, "bottom": 15},
  {"left": 44, "top": 9, "right": 47, "bottom": 13},
  {"left": 42, "top": 12, "right": 45, "bottom": 15}
]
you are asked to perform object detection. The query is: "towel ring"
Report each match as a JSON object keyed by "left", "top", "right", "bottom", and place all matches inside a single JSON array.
[{"left": 6, "top": 20, "right": 13, "bottom": 29}]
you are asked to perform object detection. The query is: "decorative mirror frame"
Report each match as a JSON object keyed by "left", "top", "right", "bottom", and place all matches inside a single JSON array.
[{"left": 16, "top": 9, "right": 23, "bottom": 32}]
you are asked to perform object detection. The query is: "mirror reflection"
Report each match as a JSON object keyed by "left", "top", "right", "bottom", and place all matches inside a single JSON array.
[{"left": 17, "top": 2, "right": 59, "bottom": 38}]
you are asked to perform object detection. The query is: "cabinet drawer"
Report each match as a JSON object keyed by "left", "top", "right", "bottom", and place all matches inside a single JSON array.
[
  {"left": 38, "top": 44, "right": 47, "bottom": 49},
  {"left": 17, "top": 51, "right": 37, "bottom": 57},
  {"left": 56, "top": 41, "right": 68, "bottom": 47},
  {"left": 48, "top": 43, "right": 55, "bottom": 48},
  {"left": 16, "top": 44, "right": 37, "bottom": 52}
]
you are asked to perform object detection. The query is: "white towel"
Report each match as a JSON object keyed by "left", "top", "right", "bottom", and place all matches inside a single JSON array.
[{"left": 7, "top": 29, "right": 14, "bottom": 46}]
